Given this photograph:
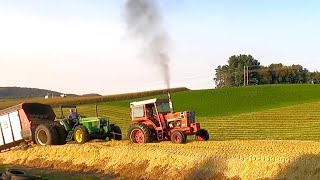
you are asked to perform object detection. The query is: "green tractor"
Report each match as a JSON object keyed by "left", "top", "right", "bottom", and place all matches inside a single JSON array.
[{"left": 55, "top": 105, "right": 122, "bottom": 144}]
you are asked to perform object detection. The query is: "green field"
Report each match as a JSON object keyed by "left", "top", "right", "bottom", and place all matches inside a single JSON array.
[
  {"left": 50, "top": 84, "right": 320, "bottom": 140},
  {"left": 2, "top": 84, "right": 320, "bottom": 140},
  {"left": 98, "top": 84, "right": 320, "bottom": 117}
]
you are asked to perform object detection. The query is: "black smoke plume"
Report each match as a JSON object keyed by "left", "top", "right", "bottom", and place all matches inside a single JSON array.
[{"left": 124, "top": 0, "right": 171, "bottom": 89}]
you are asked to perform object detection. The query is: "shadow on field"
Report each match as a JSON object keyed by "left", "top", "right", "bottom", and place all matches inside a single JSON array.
[
  {"left": 185, "top": 158, "right": 240, "bottom": 180},
  {"left": 272, "top": 154, "right": 320, "bottom": 180}
]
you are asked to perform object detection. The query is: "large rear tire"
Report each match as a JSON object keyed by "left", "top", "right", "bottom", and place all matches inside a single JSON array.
[
  {"left": 128, "top": 123, "right": 153, "bottom": 143},
  {"left": 53, "top": 122, "right": 68, "bottom": 145},
  {"left": 170, "top": 131, "right": 187, "bottom": 144},
  {"left": 35, "top": 124, "right": 59, "bottom": 145},
  {"left": 109, "top": 125, "right": 122, "bottom": 140},
  {"left": 73, "top": 125, "right": 90, "bottom": 144},
  {"left": 195, "top": 129, "right": 209, "bottom": 141}
]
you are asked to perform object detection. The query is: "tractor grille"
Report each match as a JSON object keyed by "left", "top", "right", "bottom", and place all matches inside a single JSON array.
[{"left": 187, "top": 111, "right": 195, "bottom": 124}]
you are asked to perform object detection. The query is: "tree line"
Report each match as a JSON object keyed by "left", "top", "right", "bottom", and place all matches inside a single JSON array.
[{"left": 214, "top": 54, "right": 320, "bottom": 88}]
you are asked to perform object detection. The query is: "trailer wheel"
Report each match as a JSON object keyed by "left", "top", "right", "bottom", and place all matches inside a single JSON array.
[
  {"left": 195, "top": 129, "right": 209, "bottom": 141},
  {"left": 109, "top": 125, "right": 122, "bottom": 140},
  {"left": 35, "top": 124, "right": 59, "bottom": 145},
  {"left": 170, "top": 131, "right": 187, "bottom": 144},
  {"left": 53, "top": 122, "right": 68, "bottom": 145},
  {"left": 128, "top": 123, "right": 152, "bottom": 143},
  {"left": 74, "top": 125, "right": 90, "bottom": 144}
]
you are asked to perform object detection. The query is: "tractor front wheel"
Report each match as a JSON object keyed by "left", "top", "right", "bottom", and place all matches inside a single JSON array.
[
  {"left": 170, "top": 131, "right": 187, "bottom": 144},
  {"left": 195, "top": 129, "right": 209, "bottom": 141},
  {"left": 128, "top": 123, "right": 152, "bottom": 143},
  {"left": 74, "top": 125, "right": 90, "bottom": 144}
]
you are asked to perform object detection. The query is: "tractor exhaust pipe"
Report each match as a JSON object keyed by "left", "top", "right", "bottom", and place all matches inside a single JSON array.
[{"left": 168, "top": 91, "right": 173, "bottom": 113}]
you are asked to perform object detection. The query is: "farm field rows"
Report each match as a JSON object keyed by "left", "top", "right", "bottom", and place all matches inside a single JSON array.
[
  {"left": 1, "top": 140, "right": 320, "bottom": 180},
  {"left": 60, "top": 101, "right": 320, "bottom": 141}
]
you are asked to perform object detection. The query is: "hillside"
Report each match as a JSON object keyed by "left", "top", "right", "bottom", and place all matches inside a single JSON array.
[
  {"left": 103, "top": 84, "right": 320, "bottom": 117},
  {"left": 0, "top": 87, "right": 77, "bottom": 99},
  {"left": 0, "top": 87, "right": 189, "bottom": 110}
]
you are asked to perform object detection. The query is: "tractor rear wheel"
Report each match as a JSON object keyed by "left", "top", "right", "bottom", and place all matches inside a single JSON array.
[
  {"left": 74, "top": 125, "right": 90, "bottom": 144},
  {"left": 195, "top": 129, "right": 209, "bottom": 141},
  {"left": 128, "top": 123, "right": 152, "bottom": 143},
  {"left": 35, "top": 124, "right": 59, "bottom": 145},
  {"left": 109, "top": 125, "right": 122, "bottom": 140},
  {"left": 53, "top": 122, "right": 67, "bottom": 145},
  {"left": 170, "top": 131, "right": 187, "bottom": 144}
]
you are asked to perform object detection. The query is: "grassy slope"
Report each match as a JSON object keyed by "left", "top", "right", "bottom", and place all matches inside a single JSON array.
[
  {"left": 62, "top": 84, "right": 320, "bottom": 140},
  {"left": 104, "top": 84, "right": 320, "bottom": 117},
  {"left": 3, "top": 84, "right": 320, "bottom": 140},
  {"left": 200, "top": 101, "right": 320, "bottom": 140},
  {"left": 174, "top": 84, "right": 320, "bottom": 117}
]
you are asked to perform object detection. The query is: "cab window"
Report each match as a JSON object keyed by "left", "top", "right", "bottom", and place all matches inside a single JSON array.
[
  {"left": 132, "top": 105, "right": 144, "bottom": 118},
  {"left": 156, "top": 102, "right": 171, "bottom": 113}
]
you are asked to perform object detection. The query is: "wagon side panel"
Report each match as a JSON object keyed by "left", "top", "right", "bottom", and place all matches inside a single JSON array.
[
  {"left": 0, "top": 114, "right": 14, "bottom": 144},
  {"left": 9, "top": 111, "right": 23, "bottom": 141}
]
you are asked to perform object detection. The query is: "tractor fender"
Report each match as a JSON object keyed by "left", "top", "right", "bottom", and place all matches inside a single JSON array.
[{"left": 132, "top": 119, "right": 158, "bottom": 130}]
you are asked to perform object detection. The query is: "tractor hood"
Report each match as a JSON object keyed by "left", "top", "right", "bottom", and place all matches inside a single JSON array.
[{"left": 80, "top": 117, "right": 108, "bottom": 122}]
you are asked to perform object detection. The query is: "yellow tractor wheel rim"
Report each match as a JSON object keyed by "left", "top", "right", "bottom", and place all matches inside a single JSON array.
[{"left": 75, "top": 129, "right": 83, "bottom": 142}]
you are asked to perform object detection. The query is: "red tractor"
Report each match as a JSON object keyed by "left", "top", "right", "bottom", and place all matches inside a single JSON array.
[{"left": 128, "top": 96, "right": 209, "bottom": 144}]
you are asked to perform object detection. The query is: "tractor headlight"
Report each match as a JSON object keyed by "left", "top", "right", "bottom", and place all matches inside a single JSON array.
[{"left": 177, "top": 121, "right": 181, "bottom": 126}]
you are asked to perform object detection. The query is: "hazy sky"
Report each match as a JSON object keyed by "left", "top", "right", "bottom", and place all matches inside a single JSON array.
[{"left": 1, "top": 0, "right": 320, "bottom": 95}]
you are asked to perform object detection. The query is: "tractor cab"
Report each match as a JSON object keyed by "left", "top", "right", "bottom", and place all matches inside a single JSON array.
[
  {"left": 130, "top": 99, "right": 172, "bottom": 128},
  {"left": 59, "top": 105, "right": 79, "bottom": 129}
]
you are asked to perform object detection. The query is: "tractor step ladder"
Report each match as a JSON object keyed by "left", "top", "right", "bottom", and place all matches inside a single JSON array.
[
  {"left": 156, "top": 128, "right": 164, "bottom": 140},
  {"left": 66, "top": 131, "right": 74, "bottom": 141}
]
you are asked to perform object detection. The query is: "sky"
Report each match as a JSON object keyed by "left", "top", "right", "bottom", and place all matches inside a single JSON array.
[{"left": 0, "top": 0, "right": 320, "bottom": 95}]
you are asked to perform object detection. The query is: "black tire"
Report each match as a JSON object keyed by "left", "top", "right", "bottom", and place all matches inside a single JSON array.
[
  {"left": 109, "top": 125, "right": 122, "bottom": 140},
  {"left": 53, "top": 122, "right": 67, "bottom": 145},
  {"left": 35, "top": 124, "right": 59, "bottom": 145},
  {"left": 170, "top": 131, "right": 187, "bottom": 144},
  {"left": 195, "top": 129, "right": 209, "bottom": 141},
  {"left": 73, "top": 125, "right": 90, "bottom": 144},
  {"left": 128, "top": 123, "right": 153, "bottom": 143}
]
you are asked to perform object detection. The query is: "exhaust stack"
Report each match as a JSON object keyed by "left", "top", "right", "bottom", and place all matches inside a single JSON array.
[{"left": 168, "top": 91, "right": 173, "bottom": 113}]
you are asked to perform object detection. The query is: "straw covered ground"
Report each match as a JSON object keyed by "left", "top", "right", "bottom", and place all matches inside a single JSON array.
[{"left": 1, "top": 140, "right": 320, "bottom": 180}]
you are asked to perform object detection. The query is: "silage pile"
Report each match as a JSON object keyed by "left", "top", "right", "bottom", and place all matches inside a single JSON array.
[{"left": 1, "top": 140, "right": 320, "bottom": 180}]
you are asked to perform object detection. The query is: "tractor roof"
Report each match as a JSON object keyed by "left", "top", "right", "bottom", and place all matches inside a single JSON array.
[{"left": 130, "top": 98, "right": 169, "bottom": 107}]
